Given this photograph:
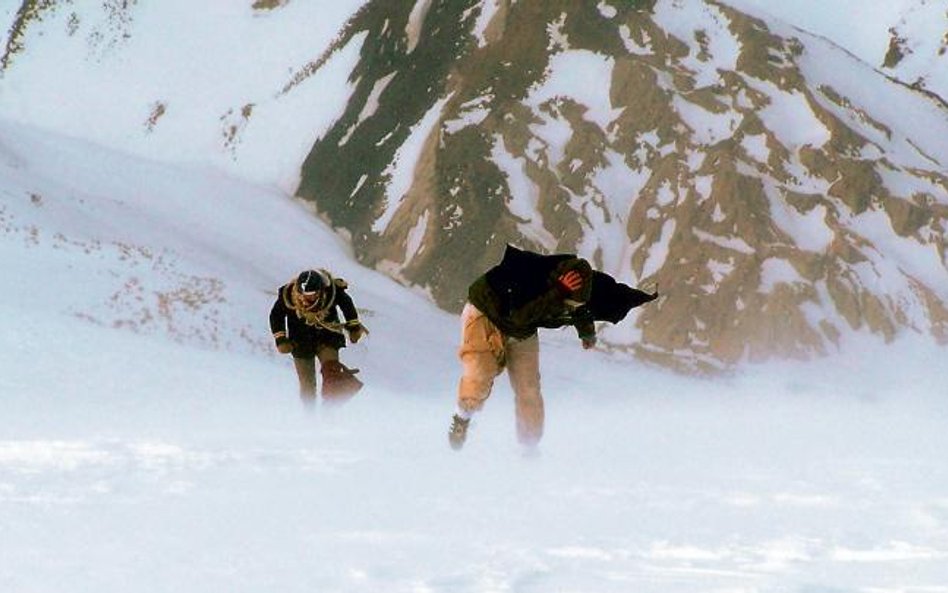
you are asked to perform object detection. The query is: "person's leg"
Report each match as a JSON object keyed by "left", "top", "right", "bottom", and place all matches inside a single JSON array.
[
  {"left": 292, "top": 356, "right": 318, "bottom": 403},
  {"left": 456, "top": 303, "right": 504, "bottom": 415},
  {"left": 316, "top": 345, "right": 340, "bottom": 365},
  {"left": 450, "top": 304, "right": 505, "bottom": 449},
  {"left": 506, "top": 334, "right": 544, "bottom": 447}
]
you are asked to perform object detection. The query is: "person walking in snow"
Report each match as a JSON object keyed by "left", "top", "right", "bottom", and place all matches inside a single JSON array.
[
  {"left": 448, "top": 245, "right": 658, "bottom": 450},
  {"left": 270, "top": 268, "right": 367, "bottom": 404}
]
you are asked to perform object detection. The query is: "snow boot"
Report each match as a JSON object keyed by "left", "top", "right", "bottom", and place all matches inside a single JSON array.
[
  {"left": 320, "top": 360, "right": 363, "bottom": 403},
  {"left": 448, "top": 414, "right": 471, "bottom": 450}
]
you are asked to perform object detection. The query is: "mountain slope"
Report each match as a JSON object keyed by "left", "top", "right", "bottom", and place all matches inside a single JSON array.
[
  {"left": 880, "top": 0, "right": 948, "bottom": 100},
  {"left": 1, "top": 0, "right": 945, "bottom": 372},
  {"left": 293, "top": 0, "right": 948, "bottom": 372},
  {"left": 0, "top": 0, "right": 367, "bottom": 189}
]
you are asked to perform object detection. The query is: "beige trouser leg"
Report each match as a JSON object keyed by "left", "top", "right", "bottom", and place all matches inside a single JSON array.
[
  {"left": 457, "top": 304, "right": 505, "bottom": 413},
  {"left": 506, "top": 334, "right": 543, "bottom": 446},
  {"left": 456, "top": 304, "right": 544, "bottom": 444}
]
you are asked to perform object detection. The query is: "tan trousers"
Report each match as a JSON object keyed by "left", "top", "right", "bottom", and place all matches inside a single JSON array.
[
  {"left": 456, "top": 303, "right": 544, "bottom": 445},
  {"left": 293, "top": 346, "right": 339, "bottom": 401}
]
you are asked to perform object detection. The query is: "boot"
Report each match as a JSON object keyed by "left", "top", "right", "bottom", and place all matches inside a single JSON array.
[
  {"left": 320, "top": 360, "right": 363, "bottom": 403},
  {"left": 448, "top": 414, "right": 471, "bottom": 450}
]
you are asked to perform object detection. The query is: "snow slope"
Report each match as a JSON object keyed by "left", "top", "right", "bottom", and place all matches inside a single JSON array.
[
  {"left": 727, "top": 0, "right": 948, "bottom": 99},
  {"left": 2, "top": 114, "right": 948, "bottom": 592},
  {"left": 727, "top": 0, "right": 917, "bottom": 64},
  {"left": 0, "top": 0, "right": 367, "bottom": 190}
]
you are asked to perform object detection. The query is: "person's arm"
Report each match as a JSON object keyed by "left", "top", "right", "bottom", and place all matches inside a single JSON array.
[
  {"left": 505, "top": 269, "right": 580, "bottom": 328},
  {"left": 572, "top": 306, "right": 597, "bottom": 349},
  {"left": 334, "top": 286, "right": 367, "bottom": 343},
  {"left": 269, "top": 288, "right": 293, "bottom": 353},
  {"left": 506, "top": 287, "right": 565, "bottom": 328},
  {"left": 334, "top": 288, "right": 358, "bottom": 322}
]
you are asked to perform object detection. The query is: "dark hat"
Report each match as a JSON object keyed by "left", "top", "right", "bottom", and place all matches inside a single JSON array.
[{"left": 296, "top": 269, "right": 331, "bottom": 295}]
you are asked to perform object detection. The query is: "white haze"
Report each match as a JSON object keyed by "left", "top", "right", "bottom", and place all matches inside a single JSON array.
[{"left": 1, "top": 1, "right": 947, "bottom": 592}]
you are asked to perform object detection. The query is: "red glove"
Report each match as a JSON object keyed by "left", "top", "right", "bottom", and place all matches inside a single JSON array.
[{"left": 557, "top": 270, "right": 584, "bottom": 293}]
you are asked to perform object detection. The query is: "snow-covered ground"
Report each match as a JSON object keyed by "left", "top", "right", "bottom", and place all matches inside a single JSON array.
[
  {"left": 727, "top": 0, "right": 916, "bottom": 64},
  {"left": 3, "top": 115, "right": 948, "bottom": 593},
  {"left": 2, "top": 1, "right": 947, "bottom": 590}
]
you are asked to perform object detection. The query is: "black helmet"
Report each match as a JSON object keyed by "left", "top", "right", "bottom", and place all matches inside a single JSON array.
[{"left": 296, "top": 269, "right": 331, "bottom": 295}]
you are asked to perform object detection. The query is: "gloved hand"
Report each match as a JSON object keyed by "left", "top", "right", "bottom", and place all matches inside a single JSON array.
[
  {"left": 581, "top": 336, "right": 597, "bottom": 350},
  {"left": 346, "top": 322, "right": 368, "bottom": 344},
  {"left": 275, "top": 338, "right": 294, "bottom": 354},
  {"left": 557, "top": 270, "right": 584, "bottom": 294},
  {"left": 645, "top": 291, "right": 659, "bottom": 302}
]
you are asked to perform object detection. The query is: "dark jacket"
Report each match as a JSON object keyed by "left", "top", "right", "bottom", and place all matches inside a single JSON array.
[
  {"left": 269, "top": 277, "right": 359, "bottom": 358},
  {"left": 587, "top": 270, "right": 657, "bottom": 324},
  {"left": 468, "top": 245, "right": 596, "bottom": 340},
  {"left": 468, "top": 245, "right": 655, "bottom": 340}
]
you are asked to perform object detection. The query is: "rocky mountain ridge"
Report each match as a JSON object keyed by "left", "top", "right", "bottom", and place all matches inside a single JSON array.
[{"left": 289, "top": 0, "right": 948, "bottom": 371}]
